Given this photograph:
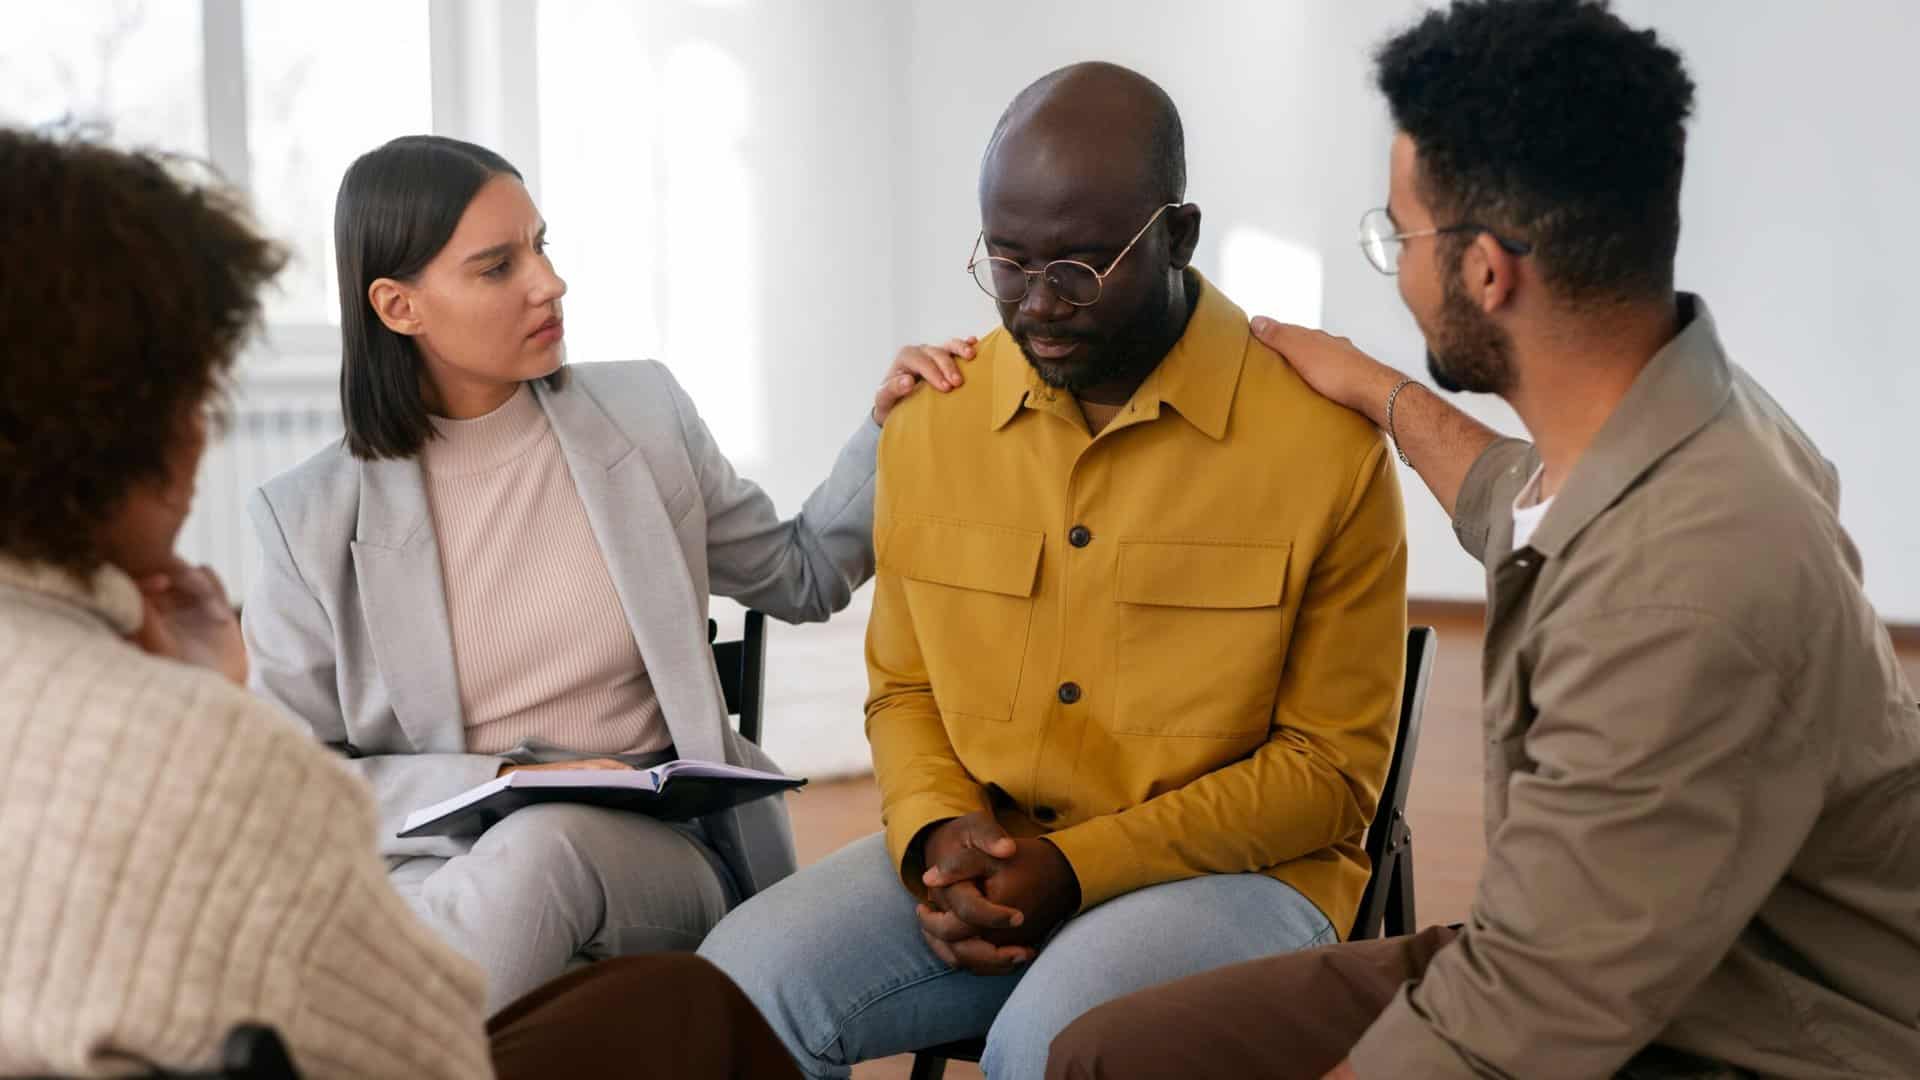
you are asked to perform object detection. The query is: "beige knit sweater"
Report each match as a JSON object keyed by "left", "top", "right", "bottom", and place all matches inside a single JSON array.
[{"left": 0, "top": 557, "right": 492, "bottom": 1079}]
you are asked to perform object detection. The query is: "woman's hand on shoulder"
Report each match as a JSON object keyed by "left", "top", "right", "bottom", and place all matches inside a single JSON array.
[{"left": 872, "top": 336, "right": 979, "bottom": 426}]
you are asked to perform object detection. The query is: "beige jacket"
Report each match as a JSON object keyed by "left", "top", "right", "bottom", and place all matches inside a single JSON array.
[
  {"left": 0, "top": 557, "right": 491, "bottom": 1079},
  {"left": 1353, "top": 297, "right": 1920, "bottom": 1078}
]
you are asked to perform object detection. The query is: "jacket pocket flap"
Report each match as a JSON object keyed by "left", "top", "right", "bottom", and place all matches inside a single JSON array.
[
  {"left": 1116, "top": 539, "right": 1291, "bottom": 609},
  {"left": 881, "top": 515, "right": 1044, "bottom": 598}
]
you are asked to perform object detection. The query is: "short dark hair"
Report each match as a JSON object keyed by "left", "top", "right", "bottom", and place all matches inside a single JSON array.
[
  {"left": 334, "top": 135, "right": 563, "bottom": 460},
  {"left": 1375, "top": 0, "right": 1695, "bottom": 302},
  {"left": 0, "top": 127, "right": 286, "bottom": 576}
]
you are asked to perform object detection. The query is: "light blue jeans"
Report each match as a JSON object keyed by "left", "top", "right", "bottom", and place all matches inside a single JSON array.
[{"left": 698, "top": 833, "right": 1335, "bottom": 1080}]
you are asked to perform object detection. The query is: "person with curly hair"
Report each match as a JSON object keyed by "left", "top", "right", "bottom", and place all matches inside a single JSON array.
[
  {"left": 1048, "top": 2, "right": 1920, "bottom": 1078},
  {"left": 0, "top": 126, "right": 805, "bottom": 1079}
]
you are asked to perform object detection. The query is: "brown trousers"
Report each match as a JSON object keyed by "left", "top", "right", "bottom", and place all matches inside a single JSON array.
[
  {"left": 487, "top": 953, "right": 800, "bottom": 1079},
  {"left": 1047, "top": 926, "right": 1752, "bottom": 1080}
]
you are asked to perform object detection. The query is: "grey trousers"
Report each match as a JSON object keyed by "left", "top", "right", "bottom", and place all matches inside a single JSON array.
[{"left": 390, "top": 803, "right": 739, "bottom": 1013}]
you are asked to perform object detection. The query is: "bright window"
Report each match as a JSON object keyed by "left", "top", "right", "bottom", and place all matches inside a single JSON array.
[
  {"left": 0, "top": 1, "right": 206, "bottom": 152},
  {"left": 243, "top": 1, "right": 433, "bottom": 327}
]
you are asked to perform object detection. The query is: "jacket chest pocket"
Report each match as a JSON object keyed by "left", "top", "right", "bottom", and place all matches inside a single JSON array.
[
  {"left": 1111, "top": 539, "right": 1292, "bottom": 738},
  {"left": 881, "top": 515, "right": 1044, "bottom": 723}
]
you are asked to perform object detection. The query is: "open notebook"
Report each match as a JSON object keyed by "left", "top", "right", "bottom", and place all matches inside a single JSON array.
[{"left": 399, "top": 759, "right": 806, "bottom": 838}]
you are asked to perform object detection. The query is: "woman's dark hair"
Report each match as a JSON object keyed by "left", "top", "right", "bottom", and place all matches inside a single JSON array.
[
  {"left": 0, "top": 127, "right": 286, "bottom": 576},
  {"left": 1375, "top": 0, "right": 1696, "bottom": 303},
  {"left": 335, "top": 135, "right": 563, "bottom": 460}
]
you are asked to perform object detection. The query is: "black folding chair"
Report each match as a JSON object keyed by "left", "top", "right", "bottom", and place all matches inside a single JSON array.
[
  {"left": 182, "top": 1027, "right": 298, "bottom": 1080},
  {"left": 126, "top": 1024, "right": 299, "bottom": 1080},
  {"left": 908, "top": 626, "right": 1436, "bottom": 1079},
  {"left": 710, "top": 609, "right": 769, "bottom": 745},
  {"left": 1349, "top": 624, "right": 1433, "bottom": 941}
]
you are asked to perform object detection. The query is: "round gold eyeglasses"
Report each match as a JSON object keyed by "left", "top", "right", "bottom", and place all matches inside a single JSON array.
[{"left": 967, "top": 202, "right": 1181, "bottom": 306}]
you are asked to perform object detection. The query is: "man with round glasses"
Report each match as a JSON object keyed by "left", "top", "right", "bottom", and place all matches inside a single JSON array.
[
  {"left": 700, "top": 60, "right": 1410, "bottom": 1078},
  {"left": 1050, "top": 2, "right": 1920, "bottom": 1078}
]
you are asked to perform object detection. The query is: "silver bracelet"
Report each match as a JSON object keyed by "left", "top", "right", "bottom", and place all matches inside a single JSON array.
[{"left": 1384, "top": 376, "right": 1415, "bottom": 467}]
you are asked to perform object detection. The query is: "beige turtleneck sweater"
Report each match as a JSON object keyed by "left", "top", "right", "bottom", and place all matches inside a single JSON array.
[
  {"left": 0, "top": 556, "right": 491, "bottom": 1079},
  {"left": 421, "top": 384, "right": 669, "bottom": 756}
]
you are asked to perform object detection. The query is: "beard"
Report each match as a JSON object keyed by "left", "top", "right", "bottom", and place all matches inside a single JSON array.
[
  {"left": 1423, "top": 265, "right": 1516, "bottom": 396},
  {"left": 1013, "top": 272, "right": 1182, "bottom": 396}
]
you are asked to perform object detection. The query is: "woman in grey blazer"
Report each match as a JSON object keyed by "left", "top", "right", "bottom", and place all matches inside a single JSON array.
[{"left": 242, "top": 134, "right": 970, "bottom": 1011}]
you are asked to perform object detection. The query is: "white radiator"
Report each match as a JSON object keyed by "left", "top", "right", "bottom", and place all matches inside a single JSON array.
[{"left": 177, "top": 371, "right": 343, "bottom": 602}]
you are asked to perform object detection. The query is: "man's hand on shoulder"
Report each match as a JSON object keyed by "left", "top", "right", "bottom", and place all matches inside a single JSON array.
[
  {"left": 1250, "top": 315, "right": 1500, "bottom": 519},
  {"left": 1250, "top": 317, "right": 1401, "bottom": 424}
]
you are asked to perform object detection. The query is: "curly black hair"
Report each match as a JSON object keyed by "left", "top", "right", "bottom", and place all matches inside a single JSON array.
[
  {"left": 1375, "top": 0, "right": 1695, "bottom": 302},
  {"left": 0, "top": 128, "right": 286, "bottom": 576}
]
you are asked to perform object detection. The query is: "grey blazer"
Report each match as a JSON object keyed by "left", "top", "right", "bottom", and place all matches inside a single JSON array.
[{"left": 242, "top": 360, "right": 880, "bottom": 900}]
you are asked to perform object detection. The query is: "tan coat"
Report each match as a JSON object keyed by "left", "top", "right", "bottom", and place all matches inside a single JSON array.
[{"left": 1353, "top": 297, "right": 1920, "bottom": 1078}]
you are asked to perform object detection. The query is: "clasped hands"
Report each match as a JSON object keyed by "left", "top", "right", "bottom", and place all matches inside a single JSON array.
[{"left": 913, "top": 811, "right": 1081, "bottom": 976}]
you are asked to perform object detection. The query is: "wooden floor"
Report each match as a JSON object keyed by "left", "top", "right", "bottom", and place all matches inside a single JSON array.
[{"left": 783, "top": 605, "right": 1920, "bottom": 1080}]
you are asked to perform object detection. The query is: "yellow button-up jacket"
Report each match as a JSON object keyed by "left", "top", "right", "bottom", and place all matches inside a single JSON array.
[{"left": 866, "top": 274, "right": 1407, "bottom": 931}]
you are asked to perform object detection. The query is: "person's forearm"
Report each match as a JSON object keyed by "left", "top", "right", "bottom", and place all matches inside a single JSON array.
[
  {"left": 870, "top": 698, "right": 994, "bottom": 892},
  {"left": 1347, "top": 368, "right": 1501, "bottom": 519},
  {"left": 1042, "top": 735, "right": 1366, "bottom": 912}
]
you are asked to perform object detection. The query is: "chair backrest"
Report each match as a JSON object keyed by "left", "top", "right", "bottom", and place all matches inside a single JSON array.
[
  {"left": 1349, "top": 625, "right": 1436, "bottom": 940},
  {"left": 709, "top": 609, "right": 769, "bottom": 745},
  {"left": 141, "top": 1024, "right": 299, "bottom": 1080}
]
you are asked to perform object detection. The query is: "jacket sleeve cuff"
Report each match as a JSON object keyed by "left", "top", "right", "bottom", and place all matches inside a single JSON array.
[
  {"left": 1038, "top": 814, "right": 1137, "bottom": 912},
  {"left": 884, "top": 789, "right": 994, "bottom": 897},
  {"left": 1451, "top": 437, "right": 1533, "bottom": 564},
  {"left": 1349, "top": 985, "right": 1482, "bottom": 1080}
]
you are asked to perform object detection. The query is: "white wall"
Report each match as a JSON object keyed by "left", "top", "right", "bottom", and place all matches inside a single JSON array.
[
  {"left": 535, "top": 0, "right": 907, "bottom": 512},
  {"left": 1620, "top": 0, "right": 1920, "bottom": 620},
  {"left": 522, "top": 0, "right": 912, "bottom": 777},
  {"left": 890, "top": 0, "right": 1920, "bottom": 621}
]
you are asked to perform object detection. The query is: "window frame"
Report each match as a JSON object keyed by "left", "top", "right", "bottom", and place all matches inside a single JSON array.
[{"left": 194, "top": 0, "right": 544, "bottom": 380}]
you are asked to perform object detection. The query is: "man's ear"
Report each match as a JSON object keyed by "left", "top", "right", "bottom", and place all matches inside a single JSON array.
[
  {"left": 1166, "top": 204, "right": 1203, "bottom": 270},
  {"left": 368, "top": 278, "right": 422, "bottom": 336},
  {"left": 1466, "top": 232, "right": 1519, "bottom": 313}
]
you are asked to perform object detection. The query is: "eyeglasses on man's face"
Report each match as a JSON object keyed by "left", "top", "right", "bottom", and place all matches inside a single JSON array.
[
  {"left": 967, "top": 202, "right": 1181, "bottom": 307},
  {"left": 1358, "top": 206, "right": 1533, "bottom": 275}
]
